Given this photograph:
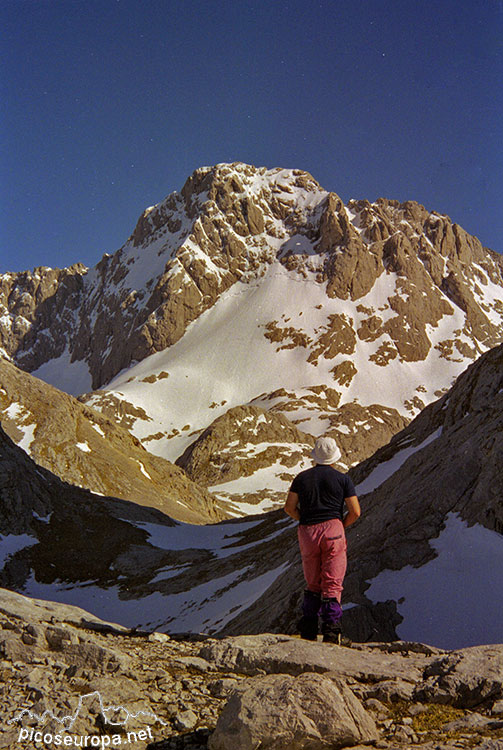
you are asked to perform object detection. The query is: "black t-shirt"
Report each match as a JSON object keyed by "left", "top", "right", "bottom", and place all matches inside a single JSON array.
[{"left": 290, "top": 464, "right": 356, "bottom": 525}]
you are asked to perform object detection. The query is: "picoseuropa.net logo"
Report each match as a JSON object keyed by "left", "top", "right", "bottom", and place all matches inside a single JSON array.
[
  {"left": 15, "top": 727, "right": 154, "bottom": 747},
  {"left": 8, "top": 689, "right": 167, "bottom": 747}
]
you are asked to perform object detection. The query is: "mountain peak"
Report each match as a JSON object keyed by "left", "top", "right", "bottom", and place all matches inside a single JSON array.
[{"left": 0, "top": 162, "right": 501, "bottom": 405}]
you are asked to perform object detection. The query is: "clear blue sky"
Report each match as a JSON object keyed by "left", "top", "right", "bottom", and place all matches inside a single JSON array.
[{"left": 1, "top": 0, "right": 502, "bottom": 273}]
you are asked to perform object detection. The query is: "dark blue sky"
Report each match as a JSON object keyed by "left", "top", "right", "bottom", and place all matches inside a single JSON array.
[{"left": 1, "top": 0, "right": 502, "bottom": 273}]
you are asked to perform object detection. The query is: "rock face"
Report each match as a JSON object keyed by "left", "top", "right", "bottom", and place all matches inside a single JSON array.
[
  {"left": 1, "top": 163, "right": 502, "bottom": 491},
  {"left": 249, "top": 388, "right": 410, "bottom": 469},
  {"left": 0, "top": 263, "right": 86, "bottom": 373},
  {"left": 1, "top": 165, "right": 501, "bottom": 392},
  {"left": 216, "top": 343, "right": 503, "bottom": 645},
  {"left": 1, "top": 345, "right": 502, "bottom": 647},
  {"left": 0, "top": 422, "right": 297, "bottom": 633},
  {"left": 1, "top": 591, "right": 502, "bottom": 750},
  {"left": 0, "top": 358, "right": 224, "bottom": 524},
  {"left": 0, "top": 421, "right": 184, "bottom": 592},
  {"left": 175, "top": 405, "right": 315, "bottom": 514}
]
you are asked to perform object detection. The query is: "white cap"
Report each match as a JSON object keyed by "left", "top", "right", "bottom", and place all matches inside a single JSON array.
[{"left": 311, "top": 436, "right": 341, "bottom": 465}]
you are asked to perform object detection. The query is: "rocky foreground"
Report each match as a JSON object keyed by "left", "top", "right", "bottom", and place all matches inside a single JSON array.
[{"left": 0, "top": 589, "right": 502, "bottom": 750}]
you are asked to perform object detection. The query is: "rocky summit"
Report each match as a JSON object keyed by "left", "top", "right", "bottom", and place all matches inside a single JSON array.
[
  {"left": 0, "top": 589, "right": 502, "bottom": 750},
  {"left": 2, "top": 164, "right": 501, "bottom": 393},
  {"left": 0, "top": 161, "right": 502, "bottom": 748},
  {"left": 1, "top": 163, "right": 502, "bottom": 513}
]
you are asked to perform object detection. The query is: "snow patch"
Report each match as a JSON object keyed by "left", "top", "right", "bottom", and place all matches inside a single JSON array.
[
  {"left": 356, "top": 428, "right": 443, "bottom": 495},
  {"left": 0, "top": 534, "right": 38, "bottom": 567},
  {"left": 31, "top": 348, "right": 92, "bottom": 396},
  {"left": 18, "top": 423, "right": 37, "bottom": 452},
  {"left": 365, "top": 513, "right": 503, "bottom": 649},
  {"left": 136, "top": 461, "right": 152, "bottom": 480}
]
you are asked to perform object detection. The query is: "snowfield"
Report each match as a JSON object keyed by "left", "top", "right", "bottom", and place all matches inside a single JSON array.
[
  {"left": 365, "top": 513, "right": 503, "bottom": 649},
  {"left": 93, "top": 261, "right": 477, "bottom": 463}
]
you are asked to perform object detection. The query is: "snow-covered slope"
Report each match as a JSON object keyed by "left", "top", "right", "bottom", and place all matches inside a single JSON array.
[
  {"left": 1, "top": 162, "right": 502, "bottom": 514},
  {"left": 0, "top": 422, "right": 295, "bottom": 633},
  {"left": 0, "top": 358, "right": 224, "bottom": 524},
  {"left": 1, "top": 344, "right": 501, "bottom": 647},
  {"left": 88, "top": 258, "right": 474, "bottom": 461}
]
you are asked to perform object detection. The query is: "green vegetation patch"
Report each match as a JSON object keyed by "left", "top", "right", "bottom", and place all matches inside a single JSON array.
[{"left": 411, "top": 703, "right": 465, "bottom": 732}]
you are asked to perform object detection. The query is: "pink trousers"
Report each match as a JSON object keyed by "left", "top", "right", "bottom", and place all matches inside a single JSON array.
[{"left": 297, "top": 518, "right": 347, "bottom": 600}]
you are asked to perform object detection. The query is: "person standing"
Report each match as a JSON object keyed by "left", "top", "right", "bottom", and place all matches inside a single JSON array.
[{"left": 284, "top": 436, "right": 361, "bottom": 644}]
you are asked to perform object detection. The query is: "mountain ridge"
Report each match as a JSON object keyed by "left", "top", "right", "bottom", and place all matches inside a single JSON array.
[
  {"left": 0, "top": 357, "right": 224, "bottom": 523},
  {"left": 1, "top": 162, "right": 501, "bottom": 392},
  {"left": 1, "top": 342, "right": 501, "bottom": 648},
  {"left": 2, "top": 160, "right": 502, "bottom": 515}
]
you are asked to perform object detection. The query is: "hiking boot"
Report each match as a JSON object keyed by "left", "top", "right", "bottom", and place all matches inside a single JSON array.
[
  {"left": 297, "top": 615, "right": 318, "bottom": 641},
  {"left": 322, "top": 626, "right": 352, "bottom": 647}
]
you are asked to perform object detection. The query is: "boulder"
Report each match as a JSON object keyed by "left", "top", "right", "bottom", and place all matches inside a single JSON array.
[
  {"left": 208, "top": 672, "right": 378, "bottom": 750},
  {"left": 415, "top": 644, "right": 503, "bottom": 708},
  {"left": 199, "top": 633, "right": 430, "bottom": 684},
  {"left": 0, "top": 587, "right": 127, "bottom": 633}
]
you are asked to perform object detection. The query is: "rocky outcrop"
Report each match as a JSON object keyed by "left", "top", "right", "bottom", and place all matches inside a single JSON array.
[
  {"left": 0, "top": 591, "right": 502, "bottom": 750},
  {"left": 343, "top": 340, "right": 503, "bottom": 636},
  {"left": 1, "top": 163, "right": 501, "bottom": 395},
  {"left": 0, "top": 264, "right": 86, "bottom": 372},
  {"left": 0, "top": 358, "right": 224, "bottom": 524},
  {"left": 252, "top": 388, "right": 410, "bottom": 468},
  {"left": 350, "top": 341, "right": 503, "bottom": 532},
  {"left": 172, "top": 395, "right": 409, "bottom": 515},
  {"left": 217, "top": 343, "right": 503, "bottom": 643},
  {"left": 175, "top": 405, "right": 314, "bottom": 513},
  {"left": 176, "top": 405, "right": 314, "bottom": 487},
  {"left": 208, "top": 672, "right": 378, "bottom": 750},
  {"left": 319, "top": 194, "right": 503, "bottom": 361},
  {"left": 337, "top": 345, "right": 503, "bottom": 638},
  {"left": 2, "top": 346, "right": 502, "bottom": 647},
  {"left": 206, "top": 636, "right": 503, "bottom": 750}
]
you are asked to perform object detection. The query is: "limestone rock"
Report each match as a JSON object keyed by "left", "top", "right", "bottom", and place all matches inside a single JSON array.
[
  {"left": 175, "top": 708, "right": 198, "bottom": 730},
  {"left": 0, "top": 602, "right": 127, "bottom": 675},
  {"left": 0, "top": 358, "right": 224, "bottom": 524},
  {"left": 249, "top": 388, "right": 409, "bottom": 472},
  {"left": 0, "top": 590, "right": 502, "bottom": 750},
  {"left": 416, "top": 645, "right": 503, "bottom": 708},
  {"left": 199, "top": 633, "right": 430, "bottom": 685},
  {"left": 208, "top": 672, "right": 378, "bottom": 750},
  {"left": 0, "top": 263, "right": 86, "bottom": 375},
  {"left": 0, "top": 587, "right": 128, "bottom": 634},
  {"left": 176, "top": 405, "right": 313, "bottom": 487},
  {"left": 1, "top": 162, "right": 501, "bottom": 398},
  {"left": 175, "top": 404, "right": 314, "bottom": 513}
]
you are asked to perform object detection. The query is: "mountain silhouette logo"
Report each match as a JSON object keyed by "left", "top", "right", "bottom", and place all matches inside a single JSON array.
[{"left": 8, "top": 690, "right": 168, "bottom": 730}]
